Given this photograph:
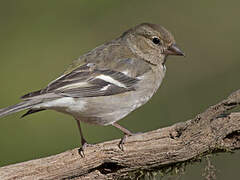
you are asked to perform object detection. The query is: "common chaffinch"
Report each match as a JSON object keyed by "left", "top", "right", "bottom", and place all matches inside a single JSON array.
[{"left": 0, "top": 23, "right": 184, "bottom": 154}]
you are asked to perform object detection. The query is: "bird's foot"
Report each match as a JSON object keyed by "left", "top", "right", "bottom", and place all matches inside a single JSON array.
[
  {"left": 78, "top": 139, "right": 94, "bottom": 157},
  {"left": 118, "top": 132, "right": 142, "bottom": 151}
]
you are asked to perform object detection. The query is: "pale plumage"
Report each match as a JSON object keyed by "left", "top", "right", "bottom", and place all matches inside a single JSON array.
[{"left": 0, "top": 23, "right": 184, "bottom": 154}]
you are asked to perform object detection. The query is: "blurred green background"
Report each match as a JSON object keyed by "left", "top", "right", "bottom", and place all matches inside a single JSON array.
[{"left": 0, "top": 0, "right": 239, "bottom": 179}]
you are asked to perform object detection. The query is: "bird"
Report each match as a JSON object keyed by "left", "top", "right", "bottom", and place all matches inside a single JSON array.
[{"left": 0, "top": 23, "right": 184, "bottom": 155}]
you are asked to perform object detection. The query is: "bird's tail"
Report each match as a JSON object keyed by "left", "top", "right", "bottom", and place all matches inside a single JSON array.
[{"left": 0, "top": 101, "right": 39, "bottom": 118}]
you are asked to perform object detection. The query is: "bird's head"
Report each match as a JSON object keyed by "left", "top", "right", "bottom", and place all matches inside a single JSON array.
[{"left": 122, "top": 23, "right": 184, "bottom": 65}]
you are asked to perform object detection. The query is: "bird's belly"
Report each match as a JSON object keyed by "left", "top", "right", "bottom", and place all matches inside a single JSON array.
[
  {"left": 77, "top": 90, "right": 154, "bottom": 125},
  {"left": 43, "top": 87, "right": 154, "bottom": 126}
]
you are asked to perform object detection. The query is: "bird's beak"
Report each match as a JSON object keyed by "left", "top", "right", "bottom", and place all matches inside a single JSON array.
[{"left": 164, "top": 44, "right": 185, "bottom": 56}]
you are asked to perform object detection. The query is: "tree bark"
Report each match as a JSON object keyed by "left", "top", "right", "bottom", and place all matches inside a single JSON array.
[{"left": 0, "top": 89, "right": 240, "bottom": 180}]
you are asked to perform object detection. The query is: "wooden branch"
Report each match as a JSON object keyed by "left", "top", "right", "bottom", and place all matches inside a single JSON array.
[{"left": 1, "top": 89, "right": 240, "bottom": 180}]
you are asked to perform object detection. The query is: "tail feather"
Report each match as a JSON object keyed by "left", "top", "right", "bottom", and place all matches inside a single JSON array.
[
  {"left": 21, "top": 108, "right": 46, "bottom": 118},
  {"left": 0, "top": 101, "right": 38, "bottom": 118}
]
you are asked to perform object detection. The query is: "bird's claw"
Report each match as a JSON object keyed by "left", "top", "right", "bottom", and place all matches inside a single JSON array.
[
  {"left": 78, "top": 140, "right": 93, "bottom": 157},
  {"left": 118, "top": 132, "right": 142, "bottom": 151}
]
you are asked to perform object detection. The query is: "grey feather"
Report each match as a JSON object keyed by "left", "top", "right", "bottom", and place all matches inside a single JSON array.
[
  {"left": 0, "top": 101, "right": 40, "bottom": 118},
  {"left": 21, "top": 58, "right": 144, "bottom": 100},
  {"left": 21, "top": 108, "right": 46, "bottom": 118},
  {"left": 56, "top": 70, "right": 139, "bottom": 98}
]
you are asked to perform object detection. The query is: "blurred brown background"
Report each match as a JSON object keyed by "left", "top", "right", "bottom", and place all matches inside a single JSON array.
[{"left": 0, "top": 0, "right": 239, "bottom": 179}]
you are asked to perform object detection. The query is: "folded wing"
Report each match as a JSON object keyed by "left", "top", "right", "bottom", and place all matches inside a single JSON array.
[{"left": 22, "top": 59, "right": 141, "bottom": 99}]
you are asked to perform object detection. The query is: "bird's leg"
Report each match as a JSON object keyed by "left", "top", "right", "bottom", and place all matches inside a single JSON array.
[
  {"left": 76, "top": 120, "right": 91, "bottom": 157},
  {"left": 112, "top": 122, "right": 135, "bottom": 151}
]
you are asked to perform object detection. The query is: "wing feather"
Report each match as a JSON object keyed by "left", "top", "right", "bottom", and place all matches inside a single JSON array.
[{"left": 21, "top": 59, "right": 142, "bottom": 99}]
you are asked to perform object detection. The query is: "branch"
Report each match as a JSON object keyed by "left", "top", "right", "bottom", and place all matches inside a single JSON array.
[{"left": 1, "top": 89, "right": 240, "bottom": 180}]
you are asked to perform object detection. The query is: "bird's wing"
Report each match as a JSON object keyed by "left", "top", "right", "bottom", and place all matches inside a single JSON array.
[
  {"left": 21, "top": 58, "right": 150, "bottom": 99},
  {"left": 49, "top": 63, "right": 140, "bottom": 98}
]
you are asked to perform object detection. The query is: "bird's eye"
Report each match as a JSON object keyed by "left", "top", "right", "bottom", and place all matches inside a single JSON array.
[{"left": 152, "top": 37, "right": 161, "bottom": 45}]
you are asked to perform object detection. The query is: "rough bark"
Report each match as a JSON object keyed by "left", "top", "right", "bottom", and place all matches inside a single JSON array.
[{"left": 0, "top": 89, "right": 240, "bottom": 180}]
